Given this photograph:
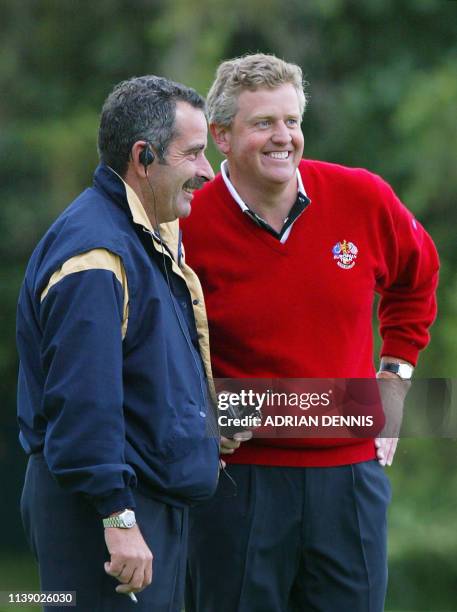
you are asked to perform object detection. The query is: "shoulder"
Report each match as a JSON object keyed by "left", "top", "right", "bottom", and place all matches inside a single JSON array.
[
  {"left": 300, "top": 158, "right": 389, "bottom": 189},
  {"left": 40, "top": 248, "right": 126, "bottom": 303},
  {"left": 27, "top": 188, "right": 131, "bottom": 299},
  {"left": 50, "top": 186, "right": 129, "bottom": 251},
  {"left": 299, "top": 159, "right": 402, "bottom": 214}
]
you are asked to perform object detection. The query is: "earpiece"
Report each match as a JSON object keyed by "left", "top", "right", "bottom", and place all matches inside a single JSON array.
[{"left": 139, "top": 144, "right": 155, "bottom": 168}]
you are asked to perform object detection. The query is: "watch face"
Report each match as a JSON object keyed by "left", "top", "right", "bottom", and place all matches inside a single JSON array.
[
  {"left": 398, "top": 363, "right": 413, "bottom": 379},
  {"left": 123, "top": 510, "right": 136, "bottom": 528}
]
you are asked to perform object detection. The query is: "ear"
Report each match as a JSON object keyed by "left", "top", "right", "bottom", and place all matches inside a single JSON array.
[
  {"left": 130, "top": 141, "right": 153, "bottom": 178},
  {"left": 210, "top": 124, "right": 231, "bottom": 156}
]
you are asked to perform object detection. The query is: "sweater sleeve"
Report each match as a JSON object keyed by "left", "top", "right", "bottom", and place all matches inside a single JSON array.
[
  {"left": 38, "top": 250, "right": 137, "bottom": 516},
  {"left": 374, "top": 178, "right": 439, "bottom": 366}
]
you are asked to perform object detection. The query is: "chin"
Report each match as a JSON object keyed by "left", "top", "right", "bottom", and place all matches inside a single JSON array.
[
  {"left": 260, "top": 166, "right": 296, "bottom": 184},
  {"left": 176, "top": 203, "right": 192, "bottom": 219},
  {"left": 263, "top": 172, "right": 295, "bottom": 185}
]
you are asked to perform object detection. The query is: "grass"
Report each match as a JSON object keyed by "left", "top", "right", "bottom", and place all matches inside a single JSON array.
[
  {"left": 0, "top": 554, "right": 39, "bottom": 611},
  {"left": 0, "top": 553, "right": 455, "bottom": 611}
]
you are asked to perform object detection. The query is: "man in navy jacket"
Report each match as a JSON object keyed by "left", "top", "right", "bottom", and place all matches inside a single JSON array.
[{"left": 17, "top": 75, "right": 219, "bottom": 611}]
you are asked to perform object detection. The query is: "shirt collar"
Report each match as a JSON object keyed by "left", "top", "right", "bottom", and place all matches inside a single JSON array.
[
  {"left": 220, "top": 160, "right": 310, "bottom": 242},
  {"left": 220, "top": 159, "right": 309, "bottom": 208},
  {"left": 94, "top": 164, "right": 181, "bottom": 260}
]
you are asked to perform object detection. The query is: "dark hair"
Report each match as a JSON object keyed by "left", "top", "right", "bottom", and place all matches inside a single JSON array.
[{"left": 98, "top": 75, "right": 205, "bottom": 176}]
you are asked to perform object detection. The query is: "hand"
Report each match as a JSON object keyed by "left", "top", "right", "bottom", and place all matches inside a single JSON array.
[
  {"left": 220, "top": 430, "right": 253, "bottom": 454},
  {"left": 104, "top": 524, "right": 153, "bottom": 596},
  {"left": 374, "top": 436, "right": 398, "bottom": 466}
]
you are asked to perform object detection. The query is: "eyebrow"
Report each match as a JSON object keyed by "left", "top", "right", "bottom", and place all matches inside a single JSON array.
[
  {"left": 249, "top": 113, "right": 300, "bottom": 122},
  {"left": 183, "top": 143, "right": 206, "bottom": 154},
  {"left": 249, "top": 114, "right": 273, "bottom": 121}
]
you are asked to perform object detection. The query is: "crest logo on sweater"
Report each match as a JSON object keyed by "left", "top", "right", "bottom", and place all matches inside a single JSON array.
[{"left": 332, "top": 240, "right": 358, "bottom": 269}]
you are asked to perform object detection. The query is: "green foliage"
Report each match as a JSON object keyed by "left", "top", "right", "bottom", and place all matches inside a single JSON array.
[{"left": 388, "top": 439, "right": 457, "bottom": 610}]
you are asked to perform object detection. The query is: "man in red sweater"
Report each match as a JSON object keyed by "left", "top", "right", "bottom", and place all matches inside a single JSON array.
[{"left": 182, "top": 54, "right": 439, "bottom": 612}]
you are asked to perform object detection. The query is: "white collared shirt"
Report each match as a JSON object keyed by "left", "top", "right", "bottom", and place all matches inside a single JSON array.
[{"left": 220, "top": 159, "right": 310, "bottom": 243}]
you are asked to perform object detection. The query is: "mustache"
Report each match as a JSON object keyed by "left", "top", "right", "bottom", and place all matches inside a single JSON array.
[{"left": 182, "top": 176, "right": 207, "bottom": 190}]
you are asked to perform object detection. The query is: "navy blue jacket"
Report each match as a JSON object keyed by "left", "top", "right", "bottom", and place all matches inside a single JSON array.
[{"left": 17, "top": 164, "right": 220, "bottom": 515}]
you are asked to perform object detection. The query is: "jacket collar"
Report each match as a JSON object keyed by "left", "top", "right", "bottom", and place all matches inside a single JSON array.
[
  {"left": 93, "top": 163, "right": 180, "bottom": 260},
  {"left": 91, "top": 165, "right": 214, "bottom": 391}
]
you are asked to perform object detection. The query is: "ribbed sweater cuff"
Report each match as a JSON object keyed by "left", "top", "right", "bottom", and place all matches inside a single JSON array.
[{"left": 381, "top": 338, "right": 421, "bottom": 367}]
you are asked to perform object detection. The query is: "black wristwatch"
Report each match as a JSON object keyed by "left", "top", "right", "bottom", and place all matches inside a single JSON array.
[{"left": 379, "top": 362, "right": 413, "bottom": 380}]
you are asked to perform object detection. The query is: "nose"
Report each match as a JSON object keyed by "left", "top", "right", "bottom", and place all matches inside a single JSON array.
[
  {"left": 271, "top": 121, "right": 292, "bottom": 145},
  {"left": 197, "top": 153, "right": 215, "bottom": 182}
]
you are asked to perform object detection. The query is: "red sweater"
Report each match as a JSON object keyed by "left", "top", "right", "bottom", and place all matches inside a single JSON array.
[{"left": 181, "top": 160, "right": 439, "bottom": 467}]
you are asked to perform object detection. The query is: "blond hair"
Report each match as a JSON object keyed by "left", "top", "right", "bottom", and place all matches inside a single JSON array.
[{"left": 206, "top": 53, "right": 307, "bottom": 127}]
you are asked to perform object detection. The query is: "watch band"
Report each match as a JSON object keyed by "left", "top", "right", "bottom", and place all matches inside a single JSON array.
[
  {"left": 102, "top": 509, "right": 136, "bottom": 529},
  {"left": 379, "top": 362, "right": 413, "bottom": 380}
]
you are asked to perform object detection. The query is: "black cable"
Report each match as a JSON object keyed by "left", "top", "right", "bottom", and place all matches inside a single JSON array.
[{"left": 144, "top": 170, "right": 220, "bottom": 441}]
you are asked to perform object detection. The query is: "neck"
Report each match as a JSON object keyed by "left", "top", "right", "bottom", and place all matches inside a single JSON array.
[{"left": 228, "top": 167, "right": 298, "bottom": 232}]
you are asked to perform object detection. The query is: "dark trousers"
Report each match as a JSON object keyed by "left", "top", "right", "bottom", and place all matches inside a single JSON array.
[
  {"left": 21, "top": 453, "right": 188, "bottom": 612},
  {"left": 186, "top": 461, "right": 391, "bottom": 612}
]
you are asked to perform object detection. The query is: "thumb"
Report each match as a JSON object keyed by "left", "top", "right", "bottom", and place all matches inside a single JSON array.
[{"left": 104, "top": 561, "right": 111, "bottom": 573}]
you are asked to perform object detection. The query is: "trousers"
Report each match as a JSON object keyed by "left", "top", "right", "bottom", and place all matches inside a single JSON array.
[
  {"left": 186, "top": 460, "right": 391, "bottom": 612},
  {"left": 21, "top": 453, "right": 188, "bottom": 612}
]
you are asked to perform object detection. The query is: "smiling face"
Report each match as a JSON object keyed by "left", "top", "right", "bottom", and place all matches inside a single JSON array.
[
  {"left": 147, "top": 101, "right": 214, "bottom": 223},
  {"left": 213, "top": 84, "right": 304, "bottom": 196}
]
